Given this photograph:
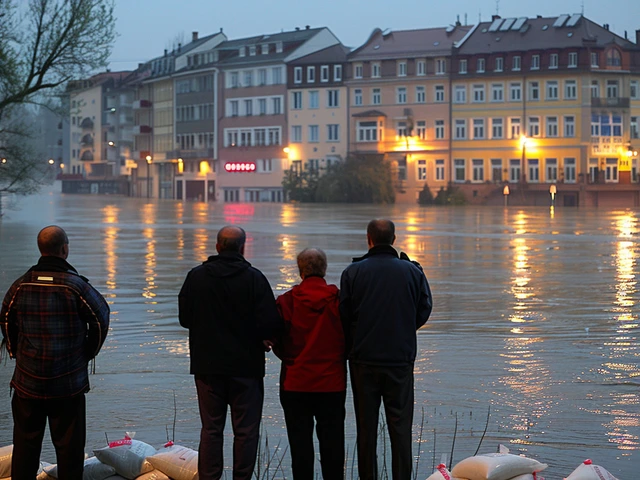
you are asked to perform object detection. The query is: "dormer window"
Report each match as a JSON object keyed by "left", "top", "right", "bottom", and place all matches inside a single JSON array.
[
  {"left": 276, "top": 42, "right": 283, "bottom": 53},
  {"left": 239, "top": 47, "right": 246, "bottom": 57},
  {"left": 261, "top": 44, "right": 269, "bottom": 55},
  {"left": 606, "top": 48, "right": 622, "bottom": 67},
  {"left": 249, "top": 46, "right": 256, "bottom": 56}
]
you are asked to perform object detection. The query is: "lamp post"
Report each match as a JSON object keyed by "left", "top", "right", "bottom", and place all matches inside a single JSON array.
[
  {"left": 549, "top": 184, "right": 557, "bottom": 207},
  {"left": 520, "top": 135, "right": 528, "bottom": 183},
  {"left": 145, "top": 155, "right": 152, "bottom": 198},
  {"left": 503, "top": 185, "right": 510, "bottom": 207}
]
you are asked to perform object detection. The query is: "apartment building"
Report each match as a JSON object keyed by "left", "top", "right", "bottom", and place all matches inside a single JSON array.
[
  {"left": 216, "top": 27, "right": 343, "bottom": 202},
  {"left": 346, "top": 25, "right": 473, "bottom": 202},
  {"left": 286, "top": 44, "right": 350, "bottom": 178},
  {"left": 452, "top": 15, "right": 640, "bottom": 206}
]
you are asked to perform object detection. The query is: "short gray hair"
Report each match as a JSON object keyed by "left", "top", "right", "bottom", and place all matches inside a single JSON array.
[{"left": 297, "top": 248, "right": 327, "bottom": 278}]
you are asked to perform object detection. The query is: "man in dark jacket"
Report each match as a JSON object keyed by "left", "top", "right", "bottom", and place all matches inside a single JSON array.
[
  {"left": 340, "top": 219, "right": 432, "bottom": 480},
  {"left": 179, "top": 225, "right": 282, "bottom": 480},
  {"left": 0, "top": 225, "right": 110, "bottom": 480}
]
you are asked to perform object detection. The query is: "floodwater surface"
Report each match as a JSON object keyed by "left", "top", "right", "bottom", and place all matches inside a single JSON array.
[{"left": 0, "top": 186, "right": 638, "bottom": 479}]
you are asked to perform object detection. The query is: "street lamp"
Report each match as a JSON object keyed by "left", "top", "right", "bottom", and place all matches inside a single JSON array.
[
  {"left": 48, "top": 158, "right": 54, "bottom": 165},
  {"left": 549, "top": 184, "right": 557, "bottom": 207},
  {"left": 145, "top": 155, "right": 153, "bottom": 198},
  {"left": 520, "top": 135, "right": 528, "bottom": 183},
  {"left": 503, "top": 185, "right": 510, "bottom": 207}
]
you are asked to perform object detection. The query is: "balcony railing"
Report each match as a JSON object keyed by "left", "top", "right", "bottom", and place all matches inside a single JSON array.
[
  {"left": 133, "top": 99, "right": 152, "bottom": 109},
  {"left": 591, "top": 136, "right": 624, "bottom": 155},
  {"left": 591, "top": 97, "right": 630, "bottom": 108}
]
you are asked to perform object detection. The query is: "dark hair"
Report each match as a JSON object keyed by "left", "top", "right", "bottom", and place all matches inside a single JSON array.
[
  {"left": 367, "top": 219, "right": 395, "bottom": 246},
  {"left": 297, "top": 248, "right": 327, "bottom": 278},
  {"left": 217, "top": 226, "right": 246, "bottom": 253},
  {"left": 37, "top": 225, "right": 68, "bottom": 257}
]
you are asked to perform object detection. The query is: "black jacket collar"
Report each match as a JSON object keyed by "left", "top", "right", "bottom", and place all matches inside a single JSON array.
[{"left": 352, "top": 244, "right": 398, "bottom": 263}]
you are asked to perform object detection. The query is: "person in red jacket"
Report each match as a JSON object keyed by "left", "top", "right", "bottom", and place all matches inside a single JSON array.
[{"left": 274, "top": 248, "right": 346, "bottom": 480}]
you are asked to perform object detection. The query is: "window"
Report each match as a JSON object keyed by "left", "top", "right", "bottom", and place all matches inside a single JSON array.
[
  {"left": 632, "top": 116, "right": 639, "bottom": 139},
  {"left": 512, "top": 56, "right": 521, "bottom": 71},
  {"left": 417, "top": 60, "right": 426, "bottom": 76},
  {"left": 308, "top": 125, "right": 319, "bottom": 142},
  {"left": 454, "top": 85, "right": 466, "bottom": 103},
  {"left": 321, "top": 65, "right": 329, "bottom": 82},
  {"left": 291, "top": 125, "right": 302, "bottom": 143},
  {"left": 327, "top": 124, "right": 340, "bottom": 142},
  {"left": 416, "top": 120, "right": 426, "bottom": 139},
  {"left": 473, "top": 84, "right": 485, "bottom": 102},
  {"left": 491, "top": 83, "right": 504, "bottom": 102},
  {"left": 549, "top": 53, "right": 559, "bottom": 69},
  {"left": 491, "top": 159, "right": 502, "bottom": 182},
  {"left": 591, "top": 52, "right": 599, "bottom": 68},
  {"left": 531, "top": 54, "right": 540, "bottom": 70},
  {"left": 631, "top": 80, "right": 639, "bottom": 99},
  {"left": 417, "top": 160, "right": 427, "bottom": 180},
  {"left": 436, "top": 159, "right": 445, "bottom": 180},
  {"left": 510, "top": 82, "right": 521, "bottom": 102},
  {"left": 528, "top": 117, "right": 540, "bottom": 137},
  {"left": 307, "top": 66, "right": 315, "bottom": 83},
  {"left": 230, "top": 100, "right": 239, "bottom": 116},
  {"left": 272, "top": 97, "right": 281, "bottom": 114},
  {"left": 509, "top": 159, "right": 521, "bottom": 182},
  {"left": 327, "top": 90, "right": 339, "bottom": 107},
  {"left": 239, "top": 47, "right": 246, "bottom": 57},
  {"left": 244, "top": 71, "right": 253, "bottom": 86},
  {"left": 564, "top": 158, "right": 576, "bottom": 183},
  {"left": 473, "top": 119, "right": 485, "bottom": 139},
  {"left": 564, "top": 116, "right": 575, "bottom": 137},
  {"left": 546, "top": 80, "right": 559, "bottom": 100},
  {"left": 416, "top": 86, "right": 426, "bottom": 103},
  {"left": 606, "top": 80, "right": 619, "bottom": 98},
  {"left": 396, "top": 121, "right": 408, "bottom": 138},
  {"left": 354, "top": 63, "right": 363, "bottom": 79},
  {"left": 509, "top": 117, "right": 521, "bottom": 138},
  {"left": 294, "top": 67, "right": 302, "bottom": 84},
  {"left": 354, "top": 88, "right": 363, "bottom": 106},
  {"left": 591, "top": 80, "right": 600, "bottom": 98},
  {"left": 292, "top": 91, "right": 302, "bottom": 109},
  {"left": 372, "top": 88, "right": 381, "bottom": 105},
  {"left": 372, "top": 62, "right": 381, "bottom": 78},
  {"left": 272, "top": 67, "right": 283, "bottom": 84},
  {"left": 546, "top": 158, "right": 558, "bottom": 182},
  {"left": 244, "top": 99, "right": 253, "bottom": 116},
  {"left": 546, "top": 116, "right": 558, "bottom": 137},
  {"left": 334, "top": 65, "right": 342, "bottom": 82},
  {"left": 459, "top": 59, "right": 468, "bottom": 74},
  {"left": 258, "top": 69, "right": 267, "bottom": 85},
  {"left": 258, "top": 98, "right": 267, "bottom": 115},
  {"left": 495, "top": 57, "right": 503, "bottom": 72},
  {"left": 491, "top": 118, "right": 503, "bottom": 139},
  {"left": 592, "top": 114, "right": 623, "bottom": 137},
  {"left": 398, "top": 61, "right": 407, "bottom": 76},
  {"left": 261, "top": 44, "right": 269, "bottom": 55},
  {"left": 275, "top": 41, "right": 283, "bottom": 53},
  {"left": 230, "top": 72, "right": 239, "bottom": 88},
  {"left": 529, "top": 81, "right": 540, "bottom": 101},
  {"left": 397, "top": 87, "right": 407, "bottom": 104},
  {"left": 255, "top": 129, "right": 266, "bottom": 145},
  {"left": 472, "top": 159, "right": 484, "bottom": 181},
  {"left": 528, "top": 159, "right": 539, "bottom": 182},
  {"left": 268, "top": 127, "right": 280, "bottom": 145},
  {"left": 454, "top": 159, "right": 466, "bottom": 182},
  {"left": 565, "top": 80, "right": 577, "bottom": 99},
  {"left": 455, "top": 119, "right": 466, "bottom": 139},
  {"left": 357, "top": 121, "right": 379, "bottom": 142},
  {"left": 435, "top": 120, "right": 445, "bottom": 139},
  {"left": 568, "top": 52, "right": 578, "bottom": 68},
  {"left": 308, "top": 91, "right": 319, "bottom": 109},
  {"left": 606, "top": 49, "right": 622, "bottom": 67},
  {"left": 477, "top": 58, "right": 485, "bottom": 73},
  {"left": 435, "top": 85, "right": 445, "bottom": 102},
  {"left": 436, "top": 59, "right": 446, "bottom": 75}
]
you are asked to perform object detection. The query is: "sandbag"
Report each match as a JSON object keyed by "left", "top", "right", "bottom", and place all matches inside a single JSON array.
[
  {"left": 94, "top": 437, "right": 155, "bottom": 480},
  {"left": 509, "top": 474, "right": 543, "bottom": 480},
  {"left": 43, "top": 456, "right": 116, "bottom": 480},
  {"left": 147, "top": 444, "right": 198, "bottom": 480},
  {"left": 451, "top": 453, "right": 547, "bottom": 480},
  {"left": 426, "top": 463, "right": 455, "bottom": 480},
  {"left": 0, "top": 445, "right": 12, "bottom": 478},
  {"left": 135, "top": 470, "right": 171, "bottom": 480},
  {"left": 564, "top": 459, "right": 618, "bottom": 480}
]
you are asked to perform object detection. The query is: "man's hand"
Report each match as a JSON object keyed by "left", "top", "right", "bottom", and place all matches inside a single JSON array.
[{"left": 263, "top": 340, "right": 274, "bottom": 352}]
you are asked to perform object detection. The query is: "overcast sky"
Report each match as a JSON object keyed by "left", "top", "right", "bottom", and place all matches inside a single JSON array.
[{"left": 109, "top": 0, "right": 640, "bottom": 71}]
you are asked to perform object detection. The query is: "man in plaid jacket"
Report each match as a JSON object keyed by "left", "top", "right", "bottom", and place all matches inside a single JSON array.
[{"left": 0, "top": 225, "right": 110, "bottom": 480}]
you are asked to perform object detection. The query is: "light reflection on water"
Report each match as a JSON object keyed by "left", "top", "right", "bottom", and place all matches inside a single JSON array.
[{"left": 0, "top": 188, "right": 638, "bottom": 478}]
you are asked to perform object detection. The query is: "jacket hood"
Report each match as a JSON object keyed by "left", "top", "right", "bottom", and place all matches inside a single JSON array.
[
  {"left": 202, "top": 251, "right": 251, "bottom": 279},
  {"left": 290, "top": 276, "right": 338, "bottom": 312}
]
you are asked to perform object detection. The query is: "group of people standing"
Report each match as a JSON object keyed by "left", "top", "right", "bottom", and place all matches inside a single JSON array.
[
  {"left": 180, "top": 218, "right": 433, "bottom": 480},
  {"left": 0, "top": 218, "right": 432, "bottom": 480}
]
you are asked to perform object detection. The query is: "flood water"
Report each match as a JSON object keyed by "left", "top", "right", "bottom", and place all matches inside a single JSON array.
[{"left": 0, "top": 185, "right": 638, "bottom": 479}]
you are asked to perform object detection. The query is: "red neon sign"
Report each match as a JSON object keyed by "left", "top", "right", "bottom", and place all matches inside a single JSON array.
[{"left": 225, "top": 162, "right": 256, "bottom": 172}]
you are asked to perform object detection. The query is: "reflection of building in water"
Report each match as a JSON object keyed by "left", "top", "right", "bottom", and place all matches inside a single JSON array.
[
  {"left": 600, "top": 213, "right": 639, "bottom": 451},
  {"left": 193, "top": 228, "right": 211, "bottom": 263},
  {"left": 276, "top": 234, "right": 300, "bottom": 292},
  {"left": 142, "top": 227, "right": 157, "bottom": 305},
  {"left": 102, "top": 205, "right": 120, "bottom": 295}
]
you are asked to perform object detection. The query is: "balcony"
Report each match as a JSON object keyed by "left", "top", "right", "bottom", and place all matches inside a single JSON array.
[
  {"left": 80, "top": 117, "right": 94, "bottom": 129},
  {"left": 133, "top": 99, "right": 152, "bottom": 109},
  {"left": 133, "top": 125, "right": 152, "bottom": 135},
  {"left": 80, "top": 150, "right": 94, "bottom": 161},
  {"left": 168, "top": 148, "right": 214, "bottom": 159},
  {"left": 591, "top": 136, "right": 623, "bottom": 155},
  {"left": 591, "top": 97, "right": 630, "bottom": 109},
  {"left": 80, "top": 134, "right": 94, "bottom": 146}
]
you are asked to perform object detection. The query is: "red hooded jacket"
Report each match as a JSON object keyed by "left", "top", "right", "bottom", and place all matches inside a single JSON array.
[{"left": 275, "top": 276, "right": 346, "bottom": 392}]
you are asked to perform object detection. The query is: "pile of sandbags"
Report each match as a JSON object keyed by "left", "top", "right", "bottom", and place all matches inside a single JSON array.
[
  {"left": 448, "top": 452, "right": 548, "bottom": 480},
  {"left": 564, "top": 459, "right": 619, "bottom": 480}
]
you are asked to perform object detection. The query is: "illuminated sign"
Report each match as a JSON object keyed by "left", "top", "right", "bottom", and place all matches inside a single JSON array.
[{"left": 225, "top": 162, "right": 256, "bottom": 172}]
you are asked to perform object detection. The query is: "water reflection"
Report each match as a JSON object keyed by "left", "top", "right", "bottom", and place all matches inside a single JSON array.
[
  {"left": 142, "top": 227, "right": 157, "bottom": 306},
  {"left": 276, "top": 234, "right": 299, "bottom": 292}
]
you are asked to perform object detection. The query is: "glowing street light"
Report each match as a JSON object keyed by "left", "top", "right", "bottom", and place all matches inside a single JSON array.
[
  {"left": 549, "top": 184, "right": 557, "bottom": 207},
  {"left": 48, "top": 158, "right": 55, "bottom": 165},
  {"left": 145, "top": 155, "right": 153, "bottom": 198},
  {"left": 1, "top": 158, "right": 6, "bottom": 164},
  {"left": 503, "top": 185, "right": 510, "bottom": 207}
]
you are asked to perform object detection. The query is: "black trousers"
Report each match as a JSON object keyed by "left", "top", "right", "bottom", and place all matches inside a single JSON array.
[
  {"left": 280, "top": 390, "right": 346, "bottom": 480},
  {"left": 11, "top": 392, "right": 86, "bottom": 480},
  {"left": 195, "top": 374, "right": 264, "bottom": 480},
  {"left": 349, "top": 363, "right": 414, "bottom": 480}
]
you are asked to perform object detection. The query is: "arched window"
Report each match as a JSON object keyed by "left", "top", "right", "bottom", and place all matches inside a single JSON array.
[{"left": 606, "top": 48, "right": 622, "bottom": 67}]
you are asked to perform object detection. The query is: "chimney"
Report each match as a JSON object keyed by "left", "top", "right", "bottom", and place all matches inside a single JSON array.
[
  {"left": 604, "top": 24, "right": 609, "bottom": 31},
  {"left": 192, "top": 31, "right": 198, "bottom": 42},
  {"left": 178, "top": 43, "right": 181, "bottom": 53},
  {"left": 636, "top": 29, "right": 640, "bottom": 45},
  {"left": 491, "top": 14, "right": 501, "bottom": 21},
  {"left": 305, "top": 25, "right": 310, "bottom": 30},
  {"left": 625, "top": 30, "right": 628, "bottom": 40},
  {"left": 295, "top": 27, "right": 300, "bottom": 31},
  {"left": 164, "top": 49, "right": 167, "bottom": 56}
]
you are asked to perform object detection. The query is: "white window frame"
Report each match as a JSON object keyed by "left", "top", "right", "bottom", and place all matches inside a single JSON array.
[
  {"left": 416, "top": 86, "right": 426, "bottom": 103},
  {"left": 477, "top": 58, "right": 485, "bottom": 73},
  {"left": 308, "top": 91, "right": 319, "bottom": 109},
  {"left": 491, "top": 118, "right": 503, "bottom": 139},
  {"left": 491, "top": 83, "right": 504, "bottom": 102},
  {"left": 494, "top": 57, "right": 504, "bottom": 72},
  {"left": 512, "top": 56, "right": 521, "bottom": 71},
  {"left": 417, "top": 60, "right": 426, "bottom": 76},
  {"left": 291, "top": 125, "right": 302, "bottom": 143},
  {"left": 372, "top": 62, "right": 381, "bottom": 78},
  {"left": 549, "top": 53, "right": 559, "bottom": 69},
  {"left": 473, "top": 119, "right": 485, "bottom": 139},
  {"left": 321, "top": 65, "right": 329, "bottom": 82},
  {"left": 565, "top": 80, "right": 577, "bottom": 100},
  {"left": 354, "top": 63, "right": 363, "bottom": 79},
  {"left": 307, "top": 66, "right": 315, "bottom": 83},
  {"left": 459, "top": 59, "right": 468, "bottom": 74},
  {"left": 294, "top": 67, "right": 302, "bottom": 84},
  {"left": 308, "top": 125, "right": 319, "bottom": 143},
  {"left": 454, "top": 85, "right": 466, "bottom": 104},
  {"left": 397, "top": 87, "right": 407, "bottom": 104},
  {"left": 398, "top": 61, "right": 407, "bottom": 77},
  {"left": 568, "top": 52, "right": 578, "bottom": 68},
  {"left": 455, "top": 119, "right": 467, "bottom": 140},
  {"left": 436, "top": 58, "right": 446, "bottom": 75},
  {"left": 546, "top": 116, "right": 558, "bottom": 137},
  {"left": 435, "top": 120, "right": 445, "bottom": 139},
  {"left": 354, "top": 88, "right": 363, "bottom": 106},
  {"left": 564, "top": 116, "right": 575, "bottom": 137},
  {"left": 472, "top": 84, "right": 485, "bottom": 103},
  {"left": 327, "top": 124, "right": 340, "bottom": 142},
  {"left": 546, "top": 80, "right": 559, "bottom": 100},
  {"left": 334, "top": 65, "right": 342, "bottom": 82},
  {"left": 509, "top": 82, "right": 522, "bottom": 102},
  {"left": 531, "top": 54, "right": 540, "bottom": 70},
  {"left": 435, "top": 85, "right": 445, "bottom": 102}
]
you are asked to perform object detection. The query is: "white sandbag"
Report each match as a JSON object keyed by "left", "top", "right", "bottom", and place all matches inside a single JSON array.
[
  {"left": 43, "top": 456, "right": 116, "bottom": 480},
  {"left": 0, "top": 445, "right": 12, "bottom": 478},
  {"left": 509, "top": 474, "right": 543, "bottom": 480},
  {"left": 426, "top": 463, "right": 455, "bottom": 480},
  {"left": 135, "top": 470, "right": 171, "bottom": 480},
  {"left": 564, "top": 459, "right": 618, "bottom": 480},
  {"left": 94, "top": 437, "right": 155, "bottom": 480},
  {"left": 146, "top": 444, "right": 198, "bottom": 480},
  {"left": 36, "top": 461, "right": 55, "bottom": 480},
  {"left": 451, "top": 453, "right": 547, "bottom": 480}
]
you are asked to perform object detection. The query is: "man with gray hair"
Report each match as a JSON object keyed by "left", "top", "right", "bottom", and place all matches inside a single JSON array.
[
  {"left": 179, "top": 225, "right": 282, "bottom": 480},
  {"left": 274, "top": 248, "right": 346, "bottom": 480},
  {"left": 340, "top": 219, "right": 432, "bottom": 480}
]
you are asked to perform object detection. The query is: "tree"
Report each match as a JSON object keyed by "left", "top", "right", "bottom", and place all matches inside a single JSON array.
[{"left": 0, "top": 0, "right": 116, "bottom": 211}]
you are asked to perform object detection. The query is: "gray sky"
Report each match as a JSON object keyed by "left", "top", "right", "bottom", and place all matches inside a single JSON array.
[{"left": 110, "top": 0, "right": 640, "bottom": 71}]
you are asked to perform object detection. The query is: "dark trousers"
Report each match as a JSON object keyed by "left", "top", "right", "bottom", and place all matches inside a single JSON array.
[
  {"left": 349, "top": 363, "right": 414, "bottom": 480},
  {"left": 11, "top": 393, "right": 86, "bottom": 480},
  {"left": 280, "top": 390, "right": 346, "bottom": 480},
  {"left": 195, "top": 374, "right": 264, "bottom": 480}
]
